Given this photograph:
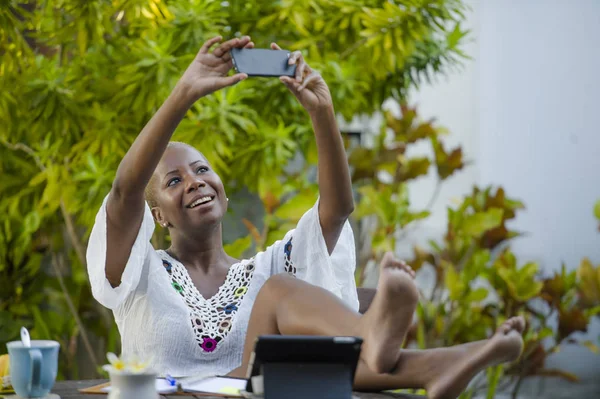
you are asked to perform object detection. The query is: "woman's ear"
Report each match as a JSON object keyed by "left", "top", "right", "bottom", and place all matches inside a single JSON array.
[{"left": 151, "top": 207, "right": 168, "bottom": 228}]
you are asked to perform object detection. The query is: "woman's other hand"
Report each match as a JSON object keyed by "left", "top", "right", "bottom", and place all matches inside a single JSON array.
[
  {"left": 272, "top": 43, "right": 333, "bottom": 113},
  {"left": 178, "top": 36, "right": 254, "bottom": 102}
]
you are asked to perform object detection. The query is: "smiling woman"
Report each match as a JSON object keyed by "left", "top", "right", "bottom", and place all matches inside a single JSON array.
[{"left": 87, "top": 35, "right": 360, "bottom": 377}]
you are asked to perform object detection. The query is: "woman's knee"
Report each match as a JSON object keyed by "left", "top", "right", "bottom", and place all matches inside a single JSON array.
[
  {"left": 251, "top": 274, "right": 304, "bottom": 332},
  {"left": 258, "top": 273, "right": 303, "bottom": 300}
]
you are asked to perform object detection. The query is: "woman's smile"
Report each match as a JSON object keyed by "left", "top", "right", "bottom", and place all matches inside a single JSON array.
[{"left": 186, "top": 195, "right": 215, "bottom": 209}]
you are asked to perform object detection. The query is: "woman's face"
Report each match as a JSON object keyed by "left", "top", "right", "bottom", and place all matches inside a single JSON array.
[{"left": 151, "top": 143, "right": 227, "bottom": 231}]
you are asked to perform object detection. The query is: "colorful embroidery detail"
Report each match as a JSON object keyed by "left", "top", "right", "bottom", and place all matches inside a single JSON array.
[
  {"left": 224, "top": 304, "right": 238, "bottom": 314},
  {"left": 283, "top": 237, "right": 296, "bottom": 274},
  {"left": 172, "top": 281, "right": 183, "bottom": 294},
  {"left": 200, "top": 337, "right": 218, "bottom": 352},
  {"left": 162, "top": 260, "right": 172, "bottom": 274}
]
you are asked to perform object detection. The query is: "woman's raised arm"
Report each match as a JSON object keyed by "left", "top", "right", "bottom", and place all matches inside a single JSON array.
[
  {"left": 104, "top": 36, "right": 252, "bottom": 287},
  {"left": 274, "top": 43, "right": 354, "bottom": 255}
]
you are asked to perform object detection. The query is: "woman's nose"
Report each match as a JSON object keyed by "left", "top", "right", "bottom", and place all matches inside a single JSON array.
[{"left": 186, "top": 178, "right": 206, "bottom": 193}]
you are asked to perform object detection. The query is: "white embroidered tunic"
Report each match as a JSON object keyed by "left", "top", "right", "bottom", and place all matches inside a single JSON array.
[{"left": 87, "top": 194, "right": 358, "bottom": 377}]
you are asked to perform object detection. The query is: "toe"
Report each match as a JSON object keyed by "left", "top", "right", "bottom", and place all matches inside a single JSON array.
[
  {"left": 514, "top": 316, "right": 526, "bottom": 333},
  {"left": 400, "top": 262, "right": 416, "bottom": 278},
  {"left": 501, "top": 317, "right": 525, "bottom": 334},
  {"left": 388, "top": 257, "right": 412, "bottom": 272},
  {"left": 381, "top": 251, "right": 395, "bottom": 267},
  {"left": 498, "top": 320, "right": 511, "bottom": 334},
  {"left": 506, "top": 317, "right": 517, "bottom": 329}
]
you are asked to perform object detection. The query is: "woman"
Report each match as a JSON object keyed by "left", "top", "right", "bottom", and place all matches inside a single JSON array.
[{"left": 87, "top": 36, "right": 524, "bottom": 398}]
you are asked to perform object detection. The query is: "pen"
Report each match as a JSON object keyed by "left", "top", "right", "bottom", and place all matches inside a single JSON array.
[{"left": 165, "top": 374, "right": 177, "bottom": 387}]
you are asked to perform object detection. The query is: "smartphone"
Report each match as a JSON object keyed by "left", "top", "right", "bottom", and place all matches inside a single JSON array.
[{"left": 230, "top": 48, "right": 297, "bottom": 78}]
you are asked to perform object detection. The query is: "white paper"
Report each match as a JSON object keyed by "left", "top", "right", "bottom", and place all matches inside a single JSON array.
[{"left": 181, "top": 376, "right": 247, "bottom": 396}]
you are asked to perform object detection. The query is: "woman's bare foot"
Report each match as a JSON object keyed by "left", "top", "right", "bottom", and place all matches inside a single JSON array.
[
  {"left": 360, "top": 252, "right": 419, "bottom": 374},
  {"left": 426, "top": 317, "right": 525, "bottom": 399}
]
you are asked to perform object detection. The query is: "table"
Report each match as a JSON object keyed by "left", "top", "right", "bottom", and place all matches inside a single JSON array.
[{"left": 51, "top": 380, "right": 425, "bottom": 399}]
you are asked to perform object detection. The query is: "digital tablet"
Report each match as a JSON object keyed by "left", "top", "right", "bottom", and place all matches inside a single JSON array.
[{"left": 244, "top": 335, "right": 363, "bottom": 395}]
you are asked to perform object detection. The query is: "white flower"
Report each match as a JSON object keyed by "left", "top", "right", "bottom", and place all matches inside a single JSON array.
[
  {"left": 102, "top": 352, "right": 124, "bottom": 374},
  {"left": 102, "top": 352, "right": 152, "bottom": 374}
]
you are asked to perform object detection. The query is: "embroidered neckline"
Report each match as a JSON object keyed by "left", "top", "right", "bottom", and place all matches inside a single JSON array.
[
  {"left": 158, "top": 250, "right": 256, "bottom": 353},
  {"left": 161, "top": 251, "right": 242, "bottom": 302}
]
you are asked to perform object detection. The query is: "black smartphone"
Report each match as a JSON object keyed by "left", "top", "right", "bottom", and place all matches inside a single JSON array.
[{"left": 230, "top": 48, "right": 296, "bottom": 78}]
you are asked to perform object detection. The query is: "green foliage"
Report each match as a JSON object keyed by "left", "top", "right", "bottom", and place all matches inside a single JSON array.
[{"left": 0, "top": 0, "right": 469, "bottom": 379}]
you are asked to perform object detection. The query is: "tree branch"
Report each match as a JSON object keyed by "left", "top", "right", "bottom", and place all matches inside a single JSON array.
[
  {"left": 395, "top": 178, "right": 443, "bottom": 243},
  {"left": 51, "top": 253, "right": 99, "bottom": 369},
  {"left": 0, "top": 139, "right": 45, "bottom": 171},
  {"left": 425, "top": 179, "right": 442, "bottom": 211},
  {"left": 60, "top": 201, "right": 87, "bottom": 267}
]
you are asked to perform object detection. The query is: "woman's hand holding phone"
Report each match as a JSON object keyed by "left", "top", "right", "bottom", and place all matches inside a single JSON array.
[
  {"left": 271, "top": 43, "right": 333, "bottom": 113},
  {"left": 177, "top": 35, "right": 254, "bottom": 103}
]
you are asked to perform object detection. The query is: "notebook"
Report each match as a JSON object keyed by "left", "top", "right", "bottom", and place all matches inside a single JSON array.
[{"left": 180, "top": 376, "right": 247, "bottom": 396}]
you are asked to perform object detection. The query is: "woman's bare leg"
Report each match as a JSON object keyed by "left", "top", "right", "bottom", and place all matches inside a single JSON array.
[
  {"left": 353, "top": 317, "right": 524, "bottom": 398},
  {"left": 238, "top": 252, "right": 419, "bottom": 374},
  {"left": 229, "top": 254, "right": 524, "bottom": 399}
]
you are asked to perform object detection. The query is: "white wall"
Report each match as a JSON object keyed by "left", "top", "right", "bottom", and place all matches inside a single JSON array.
[{"left": 478, "top": 0, "right": 600, "bottom": 270}]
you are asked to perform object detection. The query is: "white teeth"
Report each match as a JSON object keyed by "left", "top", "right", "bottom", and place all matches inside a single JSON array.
[{"left": 188, "top": 196, "right": 212, "bottom": 208}]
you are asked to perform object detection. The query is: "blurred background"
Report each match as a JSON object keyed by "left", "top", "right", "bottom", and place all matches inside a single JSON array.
[{"left": 0, "top": 0, "right": 599, "bottom": 398}]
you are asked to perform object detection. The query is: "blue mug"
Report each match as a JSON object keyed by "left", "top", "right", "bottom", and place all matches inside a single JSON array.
[{"left": 6, "top": 340, "right": 60, "bottom": 398}]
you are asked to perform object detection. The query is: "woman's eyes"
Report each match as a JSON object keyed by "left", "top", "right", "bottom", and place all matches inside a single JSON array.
[{"left": 166, "top": 167, "right": 208, "bottom": 187}]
